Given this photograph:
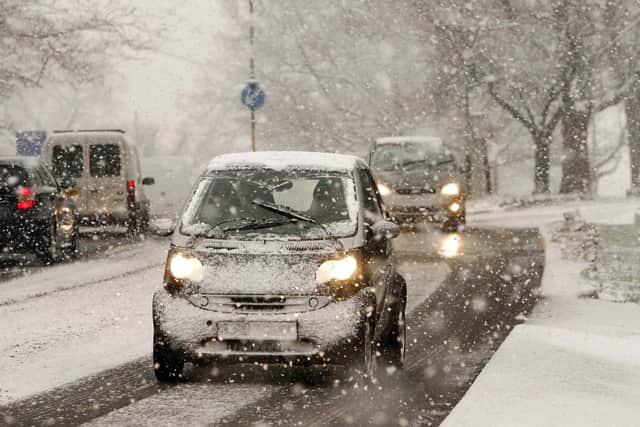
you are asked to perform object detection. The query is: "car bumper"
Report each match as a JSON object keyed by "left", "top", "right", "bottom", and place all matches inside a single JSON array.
[
  {"left": 0, "top": 218, "right": 47, "bottom": 253},
  {"left": 152, "top": 289, "right": 371, "bottom": 366},
  {"left": 381, "top": 192, "right": 464, "bottom": 222}
]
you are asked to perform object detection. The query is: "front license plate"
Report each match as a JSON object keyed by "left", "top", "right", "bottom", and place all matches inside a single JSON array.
[{"left": 217, "top": 321, "right": 297, "bottom": 341}]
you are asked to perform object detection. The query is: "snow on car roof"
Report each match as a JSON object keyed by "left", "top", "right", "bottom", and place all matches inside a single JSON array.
[
  {"left": 207, "top": 151, "right": 366, "bottom": 172},
  {"left": 375, "top": 136, "right": 443, "bottom": 146}
]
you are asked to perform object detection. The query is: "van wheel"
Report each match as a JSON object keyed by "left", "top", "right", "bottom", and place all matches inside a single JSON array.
[{"left": 127, "top": 215, "right": 139, "bottom": 238}]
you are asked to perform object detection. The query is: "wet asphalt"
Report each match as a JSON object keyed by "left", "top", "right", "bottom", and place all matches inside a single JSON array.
[{"left": 0, "top": 224, "right": 545, "bottom": 427}]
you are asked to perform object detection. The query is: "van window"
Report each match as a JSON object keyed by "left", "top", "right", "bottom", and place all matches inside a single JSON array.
[
  {"left": 52, "top": 145, "right": 84, "bottom": 178},
  {"left": 90, "top": 144, "right": 121, "bottom": 177}
]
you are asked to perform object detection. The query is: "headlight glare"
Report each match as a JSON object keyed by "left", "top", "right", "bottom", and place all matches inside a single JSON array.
[
  {"left": 316, "top": 255, "right": 358, "bottom": 284},
  {"left": 377, "top": 183, "right": 392, "bottom": 196},
  {"left": 441, "top": 182, "right": 460, "bottom": 196},
  {"left": 168, "top": 252, "right": 204, "bottom": 282}
]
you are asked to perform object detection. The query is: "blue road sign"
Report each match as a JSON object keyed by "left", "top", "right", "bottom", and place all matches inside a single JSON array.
[
  {"left": 16, "top": 131, "right": 47, "bottom": 156},
  {"left": 241, "top": 82, "right": 266, "bottom": 110}
]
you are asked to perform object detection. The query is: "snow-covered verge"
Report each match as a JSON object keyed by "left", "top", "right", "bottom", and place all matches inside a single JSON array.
[
  {"left": 444, "top": 204, "right": 640, "bottom": 427},
  {"left": 549, "top": 211, "right": 640, "bottom": 304},
  {"left": 588, "top": 224, "right": 640, "bottom": 303},
  {"left": 0, "top": 240, "right": 167, "bottom": 404}
]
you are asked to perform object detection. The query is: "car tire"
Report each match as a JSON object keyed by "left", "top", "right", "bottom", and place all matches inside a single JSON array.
[
  {"left": 153, "top": 332, "right": 184, "bottom": 382},
  {"left": 381, "top": 275, "right": 407, "bottom": 369},
  {"left": 36, "top": 221, "right": 59, "bottom": 265}
]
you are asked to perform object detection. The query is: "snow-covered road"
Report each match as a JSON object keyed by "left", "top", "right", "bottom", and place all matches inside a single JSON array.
[
  {"left": 0, "top": 236, "right": 167, "bottom": 403},
  {"left": 0, "top": 222, "right": 545, "bottom": 426}
]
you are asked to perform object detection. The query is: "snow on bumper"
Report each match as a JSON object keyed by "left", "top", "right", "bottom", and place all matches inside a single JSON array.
[{"left": 152, "top": 289, "right": 368, "bottom": 359}]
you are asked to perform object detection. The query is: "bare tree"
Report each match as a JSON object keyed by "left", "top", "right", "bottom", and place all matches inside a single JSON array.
[{"left": 0, "top": 0, "right": 156, "bottom": 100}]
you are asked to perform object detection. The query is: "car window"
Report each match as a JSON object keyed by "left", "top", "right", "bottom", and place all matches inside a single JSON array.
[
  {"left": 0, "top": 164, "right": 30, "bottom": 191},
  {"left": 90, "top": 144, "right": 121, "bottom": 177},
  {"left": 357, "top": 168, "right": 383, "bottom": 222},
  {"left": 38, "top": 166, "right": 57, "bottom": 187},
  {"left": 52, "top": 145, "right": 84, "bottom": 178}
]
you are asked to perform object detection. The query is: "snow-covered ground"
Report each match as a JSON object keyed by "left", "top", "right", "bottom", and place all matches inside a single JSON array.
[
  {"left": 0, "top": 238, "right": 167, "bottom": 404},
  {"left": 443, "top": 198, "right": 640, "bottom": 427}
]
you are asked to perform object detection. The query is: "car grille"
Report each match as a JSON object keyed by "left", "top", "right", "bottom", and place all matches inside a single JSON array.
[
  {"left": 395, "top": 187, "right": 436, "bottom": 194},
  {"left": 188, "top": 294, "right": 331, "bottom": 314}
]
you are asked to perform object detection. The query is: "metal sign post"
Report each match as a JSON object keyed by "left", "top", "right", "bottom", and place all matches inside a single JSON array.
[{"left": 241, "top": 0, "right": 266, "bottom": 152}]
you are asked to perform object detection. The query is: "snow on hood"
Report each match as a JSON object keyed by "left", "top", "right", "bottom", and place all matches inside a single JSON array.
[
  {"left": 193, "top": 248, "right": 333, "bottom": 295},
  {"left": 206, "top": 151, "right": 366, "bottom": 173}
]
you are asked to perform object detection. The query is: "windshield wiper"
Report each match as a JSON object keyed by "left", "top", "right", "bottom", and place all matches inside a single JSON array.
[
  {"left": 251, "top": 199, "right": 344, "bottom": 249},
  {"left": 222, "top": 217, "right": 296, "bottom": 232},
  {"left": 185, "top": 217, "right": 258, "bottom": 247}
]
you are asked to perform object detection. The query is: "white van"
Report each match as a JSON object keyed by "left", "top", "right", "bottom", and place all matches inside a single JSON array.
[{"left": 42, "top": 130, "right": 154, "bottom": 233}]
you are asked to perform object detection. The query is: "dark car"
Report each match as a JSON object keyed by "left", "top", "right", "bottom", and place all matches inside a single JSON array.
[
  {"left": 0, "top": 157, "right": 78, "bottom": 264},
  {"left": 369, "top": 136, "right": 466, "bottom": 231},
  {"left": 152, "top": 151, "right": 406, "bottom": 381}
]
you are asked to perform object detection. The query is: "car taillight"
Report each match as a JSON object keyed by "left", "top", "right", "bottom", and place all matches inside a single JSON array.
[
  {"left": 17, "top": 187, "right": 36, "bottom": 210},
  {"left": 127, "top": 180, "right": 135, "bottom": 207}
]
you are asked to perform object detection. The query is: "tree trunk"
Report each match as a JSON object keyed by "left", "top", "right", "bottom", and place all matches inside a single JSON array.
[
  {"left": 533, "top": 133, "right": 551, "bottom": 194},
  {"left": 626, "top": 72, "right": 640, "bottom": 196},
  {"left": 560, "top": 103, "right": 592, "bottom": 193}
]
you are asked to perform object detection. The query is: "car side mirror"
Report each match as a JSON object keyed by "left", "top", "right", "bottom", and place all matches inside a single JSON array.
[
  {"left": 142, "top": 177, "right": 155, "bottom": 186},
  {"left": 149, "top": 217, "right": 175, "bottom": 236},
  {"left": 371, "top": 220, "right": 400, "bottom": 240}
]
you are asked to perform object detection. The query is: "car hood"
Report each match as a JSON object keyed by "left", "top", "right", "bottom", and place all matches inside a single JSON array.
[
  {"left": 375, "top": 168, "right": 458, "bottom": 192},
  {"left": 189, "top": 240, "right": 340, "bottom": 295}
]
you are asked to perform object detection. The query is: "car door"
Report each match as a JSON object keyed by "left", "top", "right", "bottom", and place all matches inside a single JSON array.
[
  {"left": 86, "top": 136, "right": 127, "bottom": 218},
  {"left": 357, "top": 167, "right": 395, "bottom": 332}
]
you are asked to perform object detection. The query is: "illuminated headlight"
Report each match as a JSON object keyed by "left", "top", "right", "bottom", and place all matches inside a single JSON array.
[
  {"left": 58, "top": 207, "right": 75, "bottom": 232},
  {"left": 316, "top": 255, "right": 358, "bottom": 284},
  {"left": 168, "top": 252, "right": 204, "bottom": 282},
  {"left": 377, "top": 183, "right": 392, "bottom": 196},
  {"left": 449, "top": 202, "right": 461, "bottom": 213},
  {"left": 441, "top": 183, "right": 460, "bottom": 196}
]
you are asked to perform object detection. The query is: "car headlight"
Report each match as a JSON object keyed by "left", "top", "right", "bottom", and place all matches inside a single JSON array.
[
  {"left": 377, "top": 183, "right": 392, "bottom": 196},
  {"left": 441, "top": 182, "right": 460, "bottom": 196},
  {"left": 316, "top": 255, "right": 358, "bottom": 284},
  {"left": 165, "top": 250, "right": 204, "bottom": 288}
]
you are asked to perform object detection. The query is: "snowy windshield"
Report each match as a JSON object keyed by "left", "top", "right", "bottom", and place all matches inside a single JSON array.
[
  {"left": 181, "top": 169, "right": 357, "bottom": 239},
  {"left": 372, "top": 143, "right": 455, "bottom": 172}
]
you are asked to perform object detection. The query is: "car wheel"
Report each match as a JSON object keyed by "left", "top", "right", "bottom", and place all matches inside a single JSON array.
[
  {"left": 382, "top": 305, "right": 406, "bottom": 369},
  {"left": 127, "top": 214, "right": 139, "bottom": 238},
  {"left": 65, "top": 230, "right": 79, "bottom": 260},
  {"left": 153, "top": 332, "right": 184, "bottom": 382},
  {"left": 381, "top": 276, "right": 407, "bottom": 369},
  {"left": 352, "top": 306, "right": 377, "bottom": 381},
  {"left": 36, "top": 221, "right": 59, "bottom": 265}
]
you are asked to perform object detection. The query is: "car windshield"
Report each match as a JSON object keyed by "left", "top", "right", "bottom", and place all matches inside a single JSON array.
[
  {"left": 181, "top": 169, "right": 357, "bottom": 240},
  {"left": 372, "top": 142, "right": 455, "bottom": 171}
]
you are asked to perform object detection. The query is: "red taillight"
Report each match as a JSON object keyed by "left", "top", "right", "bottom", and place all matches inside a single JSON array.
[
  {"left": 17, "top": 200, "right": 36, "bottom": 209},
  {"left": 17, "top": 187, "right": 36, "bottom": 210},
  {"left": 127, "top": 180, "right": 136, "bottom": 207}
]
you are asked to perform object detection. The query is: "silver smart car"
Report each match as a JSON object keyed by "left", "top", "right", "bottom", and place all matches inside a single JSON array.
[{"left": 152, "top": 151, "right": 406, "bottom": 381}]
